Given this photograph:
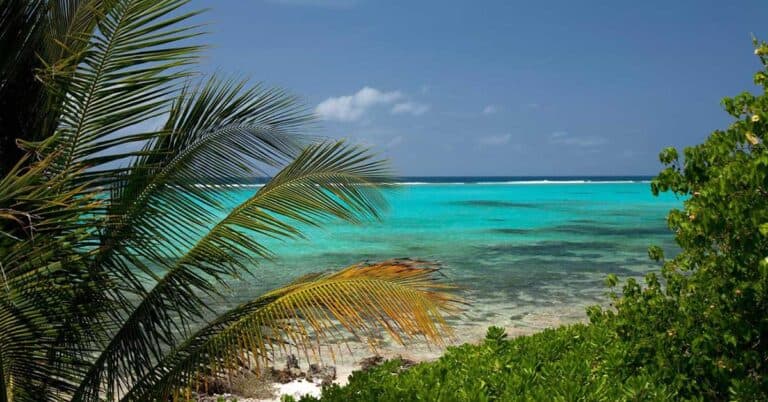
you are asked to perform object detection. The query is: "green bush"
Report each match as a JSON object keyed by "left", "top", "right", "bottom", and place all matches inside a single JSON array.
[
  {"left": 587, "top": 38, "right": 768, "bottom": 400},
  {"left": 294, "top": 325, "right": 675, "bottom": 401}
]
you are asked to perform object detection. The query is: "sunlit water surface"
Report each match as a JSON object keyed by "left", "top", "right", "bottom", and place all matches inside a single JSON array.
[{"left": 203, "top": 177, "right": 681, "bottom": 362}]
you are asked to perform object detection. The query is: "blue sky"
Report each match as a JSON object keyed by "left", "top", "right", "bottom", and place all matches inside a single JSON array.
[{"left": 192, "top": 0, "right": 768, "bottom": 176}]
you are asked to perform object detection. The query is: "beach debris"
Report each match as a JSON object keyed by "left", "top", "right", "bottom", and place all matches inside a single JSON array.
[
  {"left": 271, "top": 354, "right": 338, "bottom": 385},
  {"left": 286, "top": 354, "right": 300, "bottom": 370},
  {"left": 359, "top": 355, "right": 416, "bottom": 372},
  {"left": 398, "top": 357, "right": 417, "bottom": 370},
  {"left": 359, "top": 355, "right": 385, "bottom": 371},
  {"left": 271, "top": 354, "right": 305, "bottom": 383},
  {"left": 193, "top": 365, "right": 276, "bottom": 400},
  {"left": 306, "top": 363, "right": 337, "bottom": 386}
]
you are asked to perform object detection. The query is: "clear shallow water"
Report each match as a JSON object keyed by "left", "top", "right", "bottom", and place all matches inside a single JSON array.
[{"left": 215, "top": 177, "right": 681, "bottom": 346}]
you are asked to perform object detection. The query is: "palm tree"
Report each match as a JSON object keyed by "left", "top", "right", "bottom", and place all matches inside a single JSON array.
[{"left": 0, "top": 1, "right": 460, "bottom": 401}]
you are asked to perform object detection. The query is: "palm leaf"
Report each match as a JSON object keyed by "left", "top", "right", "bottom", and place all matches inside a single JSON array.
[
  {"left": 73, "top": 140, "right": 390, "bottom": 401},
  {"left": 78, "top": 76, "right": 312, "bottom": 304},
  {"left": 0, "top": 153, "right": 113, "bottom": 402},
  {"left": 45, "top": 0, "right": 204, "bottom": 180},
  {"left": 11, "top": 0, "right": 208, "bottom": 325},
  {"left": 122, "top": 259, "right": 462, "bottom": 401},
  {"left": 1, "top": 2, "right": 461, "bottom": 402},
  {"left": 0, "top": 0, "right": 116, "bottom": 174}
]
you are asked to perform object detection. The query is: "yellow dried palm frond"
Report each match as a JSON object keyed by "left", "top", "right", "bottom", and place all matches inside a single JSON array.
[{"left": 122, "top": 259, "right": 463, "bottom": 401}]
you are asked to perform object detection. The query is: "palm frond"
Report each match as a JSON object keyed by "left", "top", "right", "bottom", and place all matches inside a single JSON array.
[
  {"left": 1, "top": 3, "right": 459, "bottom": 402},
  {"left": 74, "top": 140, "right": 390, "bottom": 401},
  {"left": 122, "top": 259, "right": 461, "bottom": 401},
  {"left": 0, "top": 0, "right": 115, "bottom": 174},
  {"left": 0, "top": 153, "right": 113, "bottom": 402},
  {"left": 45, "top": 0, "right": 204, "bottom": 179},
  {"left": 79, "top": 77, "right": 312, "bottom": 302}
]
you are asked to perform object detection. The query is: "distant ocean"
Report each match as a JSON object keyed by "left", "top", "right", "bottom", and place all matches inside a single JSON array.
[{"left": 214, "top": 177, "right": 681, "bottom": 346}]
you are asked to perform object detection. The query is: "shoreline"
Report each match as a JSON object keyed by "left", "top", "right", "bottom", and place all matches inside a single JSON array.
[{"left": 204, "top": 305, "right": 591, "bottom": 401}]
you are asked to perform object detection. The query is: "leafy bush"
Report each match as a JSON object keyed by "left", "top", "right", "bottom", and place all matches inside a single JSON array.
[
  {"left": 587, "top": 38, "right": 768, "bottom": 400},
  {"left": 293, "top": 325, "right": 675, "bottom": 401}
]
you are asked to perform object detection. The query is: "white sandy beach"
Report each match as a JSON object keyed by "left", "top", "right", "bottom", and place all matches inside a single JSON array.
[{"left": 212, "top": 304, "right": 592, "bottom": 401}]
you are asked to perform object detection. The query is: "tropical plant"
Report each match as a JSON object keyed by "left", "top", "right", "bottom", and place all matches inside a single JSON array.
[
  {"left": 587, "top": 38, "right": 768, "bottom": 400},
  {"left": 0, "top": 1, "right": 460, "bottom": 401},
  {"left": 295, "top": 325, "right": 676, "bottom": 402}
]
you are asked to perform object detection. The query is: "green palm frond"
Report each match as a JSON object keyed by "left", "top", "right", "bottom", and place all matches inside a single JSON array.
[
  {"left": 45, "top": 0, "right": 203, "bottom": 180},
  {"left": 252, "top": 140, "right": 390, "bottom": 225},
  {"left": 1, "top": 0, "right": 116, "bottom": 174},
  {"left": 0, "top": 153, "right": 112, "bottom": 402},
  {"left": 81, "top": 76, "right": 313, "bottom": 302},
  {"left": 8, "top": 0, "right": 208, "bottom": 317},
  {"left": 74, "top": 140, "right": 390, "bottom": 401},
  {"left": 1, "top": 2, "right": 462, "bottom": 402},
  {"left": 103, "top": 76, "right": 311, "bottom": 245},
  {"left": 122, "top": 259, "right": 462, "bottom": 401},
  {"left": 2, "top": 3, "right": 205, "bottom": 399}
]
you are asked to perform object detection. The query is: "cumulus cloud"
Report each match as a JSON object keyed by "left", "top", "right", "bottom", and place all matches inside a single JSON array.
[
  {"left": 315, "top": 87, "right": 402, "bottom": 122},
  {"left": 482, "top": 105, "right": 499, "bottom": 115},
  {"left": 391, "top": 102, "right": 430, "bottom": 116},
  {"left": 549, "top": 131, "right": 606, "bottom": 147},
  {"left": 478, "top": 133, "right": 512, "bottom": 146}
]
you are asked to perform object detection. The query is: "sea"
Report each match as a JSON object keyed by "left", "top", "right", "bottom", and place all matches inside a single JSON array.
[{"left": 214, "top": 176, "right": 682, "bottom": 358}]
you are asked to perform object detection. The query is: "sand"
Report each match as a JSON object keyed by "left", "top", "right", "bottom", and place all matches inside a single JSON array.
[{"left": 206, "top": 304, "right": 590, "bottom": 401}]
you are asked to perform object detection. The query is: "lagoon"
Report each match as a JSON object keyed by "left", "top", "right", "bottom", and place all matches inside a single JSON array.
[{"left": 217, "top": 177, "right": 680, "bottom": 347}]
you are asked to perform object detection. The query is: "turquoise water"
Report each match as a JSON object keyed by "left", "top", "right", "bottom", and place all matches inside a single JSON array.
[{"left": 217, "top": 178, "right": 681, "bottom": 337}]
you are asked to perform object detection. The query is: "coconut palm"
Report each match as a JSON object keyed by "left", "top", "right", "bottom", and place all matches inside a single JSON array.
[{"left": 0, "top": 1, "right": 460, "bottom": 401}]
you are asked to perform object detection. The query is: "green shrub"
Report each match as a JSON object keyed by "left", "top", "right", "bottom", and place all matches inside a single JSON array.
[
  {"left": 587, "top": 38, "right": 768, "bottom": 400},
  {"left": 299, "top": 325, "right": 675, "bottom": 401}
]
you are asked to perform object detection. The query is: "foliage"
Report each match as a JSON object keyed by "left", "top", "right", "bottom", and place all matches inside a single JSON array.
[
  {"left": 586, "top": 37, "right": 768, "bottom": 400},
  {"left": 0, "top": 1, "right": 460, "bottom": 401},
  {"left": 293, "top": 325, "right": 676, "bottom": 402}
]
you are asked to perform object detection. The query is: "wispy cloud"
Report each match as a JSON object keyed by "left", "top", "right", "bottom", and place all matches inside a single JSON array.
[
  {"left": 391, "top": 101, "right": 430, "bottom": 116},
  {"left": 478, "top": 133, "right": 512, "bottom": 146},
  {"left": 549, "top": 131, "right": 606, "bottom": 147},
  {"left": 265, "top": 0, "right": 359, "bottom": 8},
  {"left": 315, "top": 87, "right": 402, "bottom": 122},
  {"left": 386, "top": 135, "right": 404, "bottom": 148},
  {"left": 482, "top": 105, "right": 499, "bottom": 115}
]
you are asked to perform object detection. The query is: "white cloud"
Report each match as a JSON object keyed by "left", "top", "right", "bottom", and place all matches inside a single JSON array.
[
  {"left": 549, "top": 131, "right": 606, "bottom": 147},
  {"left": 315, "top": 87, "right": 402, "bottom": 122},
  {"left": 482, "top": 105, "right": 499, "bottom": 115},
  {"left": 391, "top": 102, "right": 430, "bottom": 116},
  {"left": 265, "top": 0, "right": 359, "bottom": 7},
  {"left": 478, "top": 133, "right": 512, "bottom": 146},
  {"left": 386, "top": 135, "right": 404, "bottom": 148}
]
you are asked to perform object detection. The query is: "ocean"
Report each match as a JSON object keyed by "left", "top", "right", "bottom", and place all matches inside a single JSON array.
[{"left": 215, "top": 177, "right": 681, "bottom": 353}]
